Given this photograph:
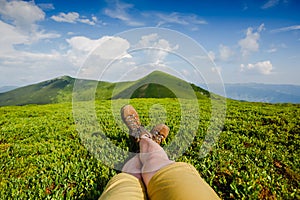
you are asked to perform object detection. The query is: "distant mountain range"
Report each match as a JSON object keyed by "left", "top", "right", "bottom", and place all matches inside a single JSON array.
[
  {"left": 222, "top": 83, "right": 300, "bottom": 103},
  {"left": 0, "top": 71, "right": 209, "bottom": 106},
  {"left": 0, "top": 71, "right": 299, "bottom": 106}
]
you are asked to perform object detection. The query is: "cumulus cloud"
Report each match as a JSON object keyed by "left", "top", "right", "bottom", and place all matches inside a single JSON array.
[
  {"left": 1, "top": 34, "right": 133, "bottom": 84},
  {"left": 51, "top": 12, "right": 79, "bottom": 23},
  {"left": 66, "top": 35, "right": 136, "bottom": 81},
  {"left": 0, "top": 0, "right": 60, "bottom": 45},
  {"left": 0, "top": 0, "right": 69, "bottom": 86},
  {"left": 136, "top": 33, "right": 179, "bottom": 67},
  {"left": 66, "top": 36, "right": 131, "bottom": 67},
  {"left": 239, "top": 24, "right": 265, "bottom": 57},
  {"left": 0, "top": 0, "right": 60, "bottom": 61},
  {"left": 104, "top": 0, "right": 143, "bottom": 26},
  {"left": 0, "top": 0, "right": 44, "bottom": 33},
  {"left": 51, "top": 12, "right": 97, "bottom": 25},
  {"left": 240, "top": 60, "right": 273, "bottom": 75}
]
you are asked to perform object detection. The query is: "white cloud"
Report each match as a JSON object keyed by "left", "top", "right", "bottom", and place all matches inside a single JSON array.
[
  {"left": 66, "top": 36, "right": 131, "bottom": 66},
  {"left": 258, "top": 23, "right": 266, "bottom": 32},
  {"left": 0, "top": 20, "right": 28, "bottom": 54},
  {"left": 92, "top": 16, "right": 98, "bottom": 23},
  {"left": 78, "top": 18, "right": 96, "bottom": 26},
  {"left": 66, "top": 35, "right": 135, "bottom": 81},
  {"left": 240, "top": 60, "right": 273, "bottom": 75},
  {"left": 0, "top": 0, "right": 60, "bottom": 47},
  {"left": 207, "top": 45, "right": 234, "bottom": 63},
  {"left": 0, "top": 42, "right": 71, "bottom": 86},
  {"left": 136, "top": 33, "right": 179, "bottom": 67},
  {"left": 271, "top": 25, "right": 300, "bottom": 33},
  {"left": 51, "top": 12, "right": 97, "bottom": 25},
  {"left": 0, "top": 35, "right": 133, "bottom": 85},
  {"left": 51, "top": 12, "right": 79, "bottom": 23},
  {"left": 103, "top": 1, "right": 206, "bottom": 28},
  {"left": 0, "top": 0, "right": 45, "bottom": 33},
  {"left": 238, "top": 24, "right": 264, "bottom": 57},
  {"left": 219, "top": 44, "right": 235, "bottom": 61},
  {"left": 0, "top": 20, "right": 60, "bottom": 55},
  {"left": 154, "top": 12, "right": 207, "bottom": 27},
  {"left": 0, "top": 22, "right": 60, "bottom": 81},
  {"left": 37, "top": 3, "right": 55, "bottom": 11},
  {"left": 104, "top": 0, "right": 143, "bottom": 26},
  {"left": 0, "top": 2, "right": 76, "bottom": 86},
  {"left": 261, "top": 0, "right": 280, "bottom": 9}
]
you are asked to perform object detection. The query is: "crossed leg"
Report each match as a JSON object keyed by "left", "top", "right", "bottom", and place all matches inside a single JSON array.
[
  {"left": 102, "top": 137, "right": 220, "bottom": 200},
  {"left": 138, "top": 137, "right": 174, "bottom": 186}
]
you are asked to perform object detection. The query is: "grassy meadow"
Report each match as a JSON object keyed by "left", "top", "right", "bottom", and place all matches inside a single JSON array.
[{"left": 0, "top": 98, "right": 299, "bottom": 199}]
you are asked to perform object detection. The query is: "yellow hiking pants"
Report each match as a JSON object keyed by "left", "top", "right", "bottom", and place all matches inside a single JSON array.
[{"left": 99, "top": 162, "right": 220, "bottom": 200}]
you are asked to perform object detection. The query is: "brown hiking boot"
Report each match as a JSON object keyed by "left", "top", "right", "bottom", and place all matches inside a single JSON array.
[
  {"left": 150, "top": 124, "right": 169, "bottom": 144},
  {"left": 121, "top": 105, "right": 170, "bottom": 144},
  {"left": 121, "top": 105, "right": 148, "bottom": 141}
]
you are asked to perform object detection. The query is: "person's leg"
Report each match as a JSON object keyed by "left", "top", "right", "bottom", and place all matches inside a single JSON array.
[
  {"left": 122, "top": 154, "right": 142, "bottom": 180},
  {"left": 120, "top": 105, "right": 219, "bottom": 199},
  {"left": 139, "top": 137, "right": 220, "bottom": 200},
  {"left": 147, "top": 162, "right": 220, "bottom": 200},
  {"left": 99, "top": 155, "right": 147, "bottom": 200},
  {"left": 100, "top": 105, "right": 170, "bottom": 200},
  {"left": 98, "top": 173, "right": 147, "bottom": 200},
  {"left": 139, "top": 137, "right": 174, "bottom": 186},
  {"left": 99, "top": 121, "right": 170, "bottom": 200}
]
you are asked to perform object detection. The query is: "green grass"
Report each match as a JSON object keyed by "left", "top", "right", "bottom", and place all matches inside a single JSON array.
[{"left": 0, "top": 99, "right": 299, "bottom": 199}]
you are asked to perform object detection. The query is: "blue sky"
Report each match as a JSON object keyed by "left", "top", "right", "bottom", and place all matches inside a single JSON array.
[{"left": 0, "top": 0, "right": 299, "bottom": 87}]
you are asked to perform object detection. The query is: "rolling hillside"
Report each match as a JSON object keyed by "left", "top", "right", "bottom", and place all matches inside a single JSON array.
[
  {"left": 0, "top": 76, "right": 75, "bottom": 106},
  {"left": 0, "top": 71, "right": 210, "bottom": 106}
]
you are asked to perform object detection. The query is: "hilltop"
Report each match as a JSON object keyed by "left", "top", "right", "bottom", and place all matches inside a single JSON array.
[{"left": 0, "top": 71, "right": 210, "bottom": 106}]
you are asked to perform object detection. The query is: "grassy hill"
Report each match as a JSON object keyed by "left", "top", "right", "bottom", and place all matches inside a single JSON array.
[
  {"left": 111, "top": 70, "right": 209, "bottom": 99},
  {"left": 0, "top": 71, "right": 210, "bottom": 106},
  {"left": 0, "top": 76, "right": 76, "bottom": 106}
]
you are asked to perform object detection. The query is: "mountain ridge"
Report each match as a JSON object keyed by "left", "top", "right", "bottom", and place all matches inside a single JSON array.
[
  {"left": 2, "top": 72, "right": 299, "bottom": 106},
  {"left": 0, "top": 71, "right": 210, "bottom": 106}
]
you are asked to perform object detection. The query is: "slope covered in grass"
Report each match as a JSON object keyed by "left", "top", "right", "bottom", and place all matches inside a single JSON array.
[{"left": 0, "top": 99, "right": 299, "bottom": 199}]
